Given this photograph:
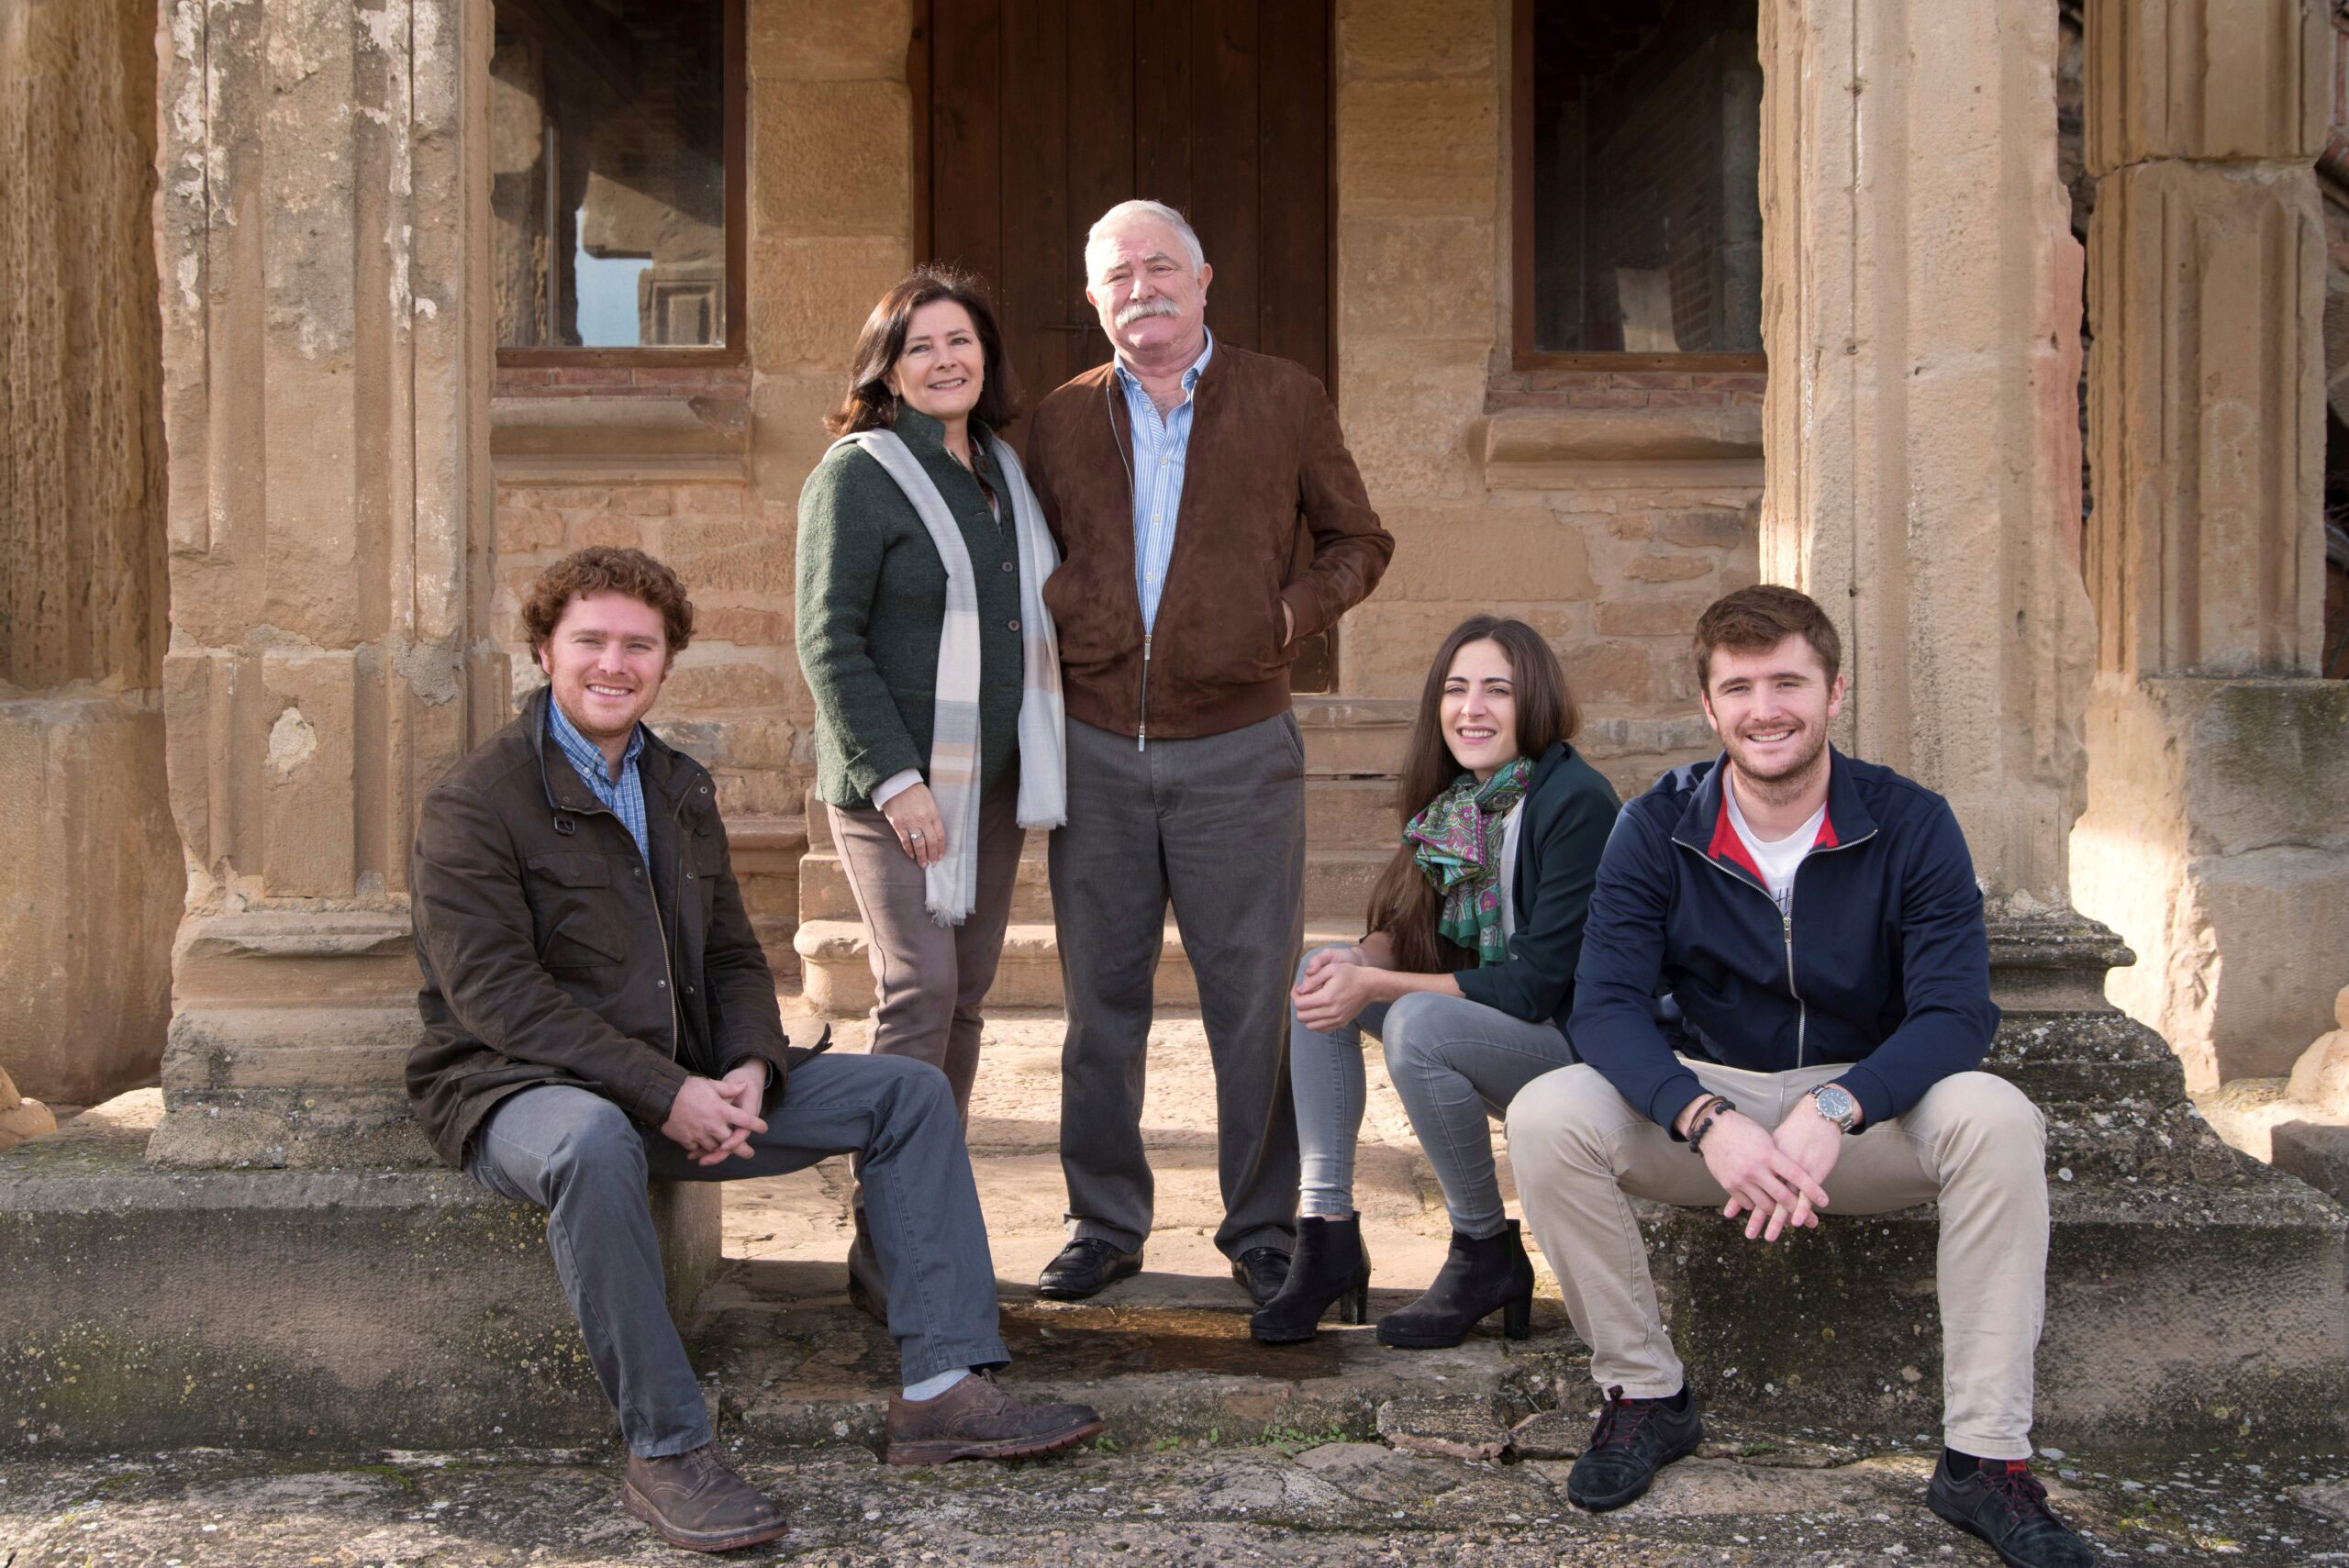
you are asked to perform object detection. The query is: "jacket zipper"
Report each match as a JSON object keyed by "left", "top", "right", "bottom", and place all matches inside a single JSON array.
[
  {"left": 1675, "top": 825, "right": 1878, "bottom": 1070},
  {"left": 1138, "top": 632, "right": 1152, "bottom": 751}
]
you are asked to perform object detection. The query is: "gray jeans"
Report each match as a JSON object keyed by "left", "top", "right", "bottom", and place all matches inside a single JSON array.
[
  {"left": 466, "top": 1053, "right": 1008, "bottom": 1457},
  {"left": 1050, "top": 712, "right": 1306, "bottom": 1258},
  {"left": 1290, "top": 946, "right": 1577, "bottom": 1238}
]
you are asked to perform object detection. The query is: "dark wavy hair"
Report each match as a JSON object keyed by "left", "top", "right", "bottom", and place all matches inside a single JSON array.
[
  {"left": 1364, "top": 617, "right": 1580, "bottom": 974},
  {"left": 521, "top": 547, "right": 696, "bottom": 662},
  {"left": 827, "top": 266, "right": 1020, "bottom": 436}
]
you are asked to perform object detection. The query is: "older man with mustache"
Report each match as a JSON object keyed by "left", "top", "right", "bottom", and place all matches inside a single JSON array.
[{"left": 1021, "top": 200, "right": 1394, "bottom": 1306}]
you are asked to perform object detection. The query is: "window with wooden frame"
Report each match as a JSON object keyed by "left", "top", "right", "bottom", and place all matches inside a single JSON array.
[
  {"left": 491, "top": 0, "right": 745, "bottom": 365},
  {"left": 1512, "top": 0, "right": 1764, "bottom": 371}
]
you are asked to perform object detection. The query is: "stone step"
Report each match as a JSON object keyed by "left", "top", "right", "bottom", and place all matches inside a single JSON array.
[
  {"left": 796, "top": 843, "right": 1392, "bottom": 928},
  {"left": 796, "top": 918, "right": 1364, "bottom": 1015}
]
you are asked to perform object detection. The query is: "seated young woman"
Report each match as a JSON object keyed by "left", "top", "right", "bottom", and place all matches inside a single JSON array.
[{"left": 1252, "top": 615, "right": 1620, "bottom": 1347}]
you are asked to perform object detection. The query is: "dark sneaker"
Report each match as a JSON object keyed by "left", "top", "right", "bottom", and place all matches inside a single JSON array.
[
  {"left": 1036, "top": 1237, "right": 1143, "bottom": 1300},
  {"left": 1926, "top": 1452, "right": 2099, "bottom": 1568},
  {"left": 620, "top": 1443, "right": 789, "bottom": 1552},
  {"left": 885, "top": 1370, "right": 1105, "bottom": 1464},
  {"left": 1564, "top": 1385, "right": 1704, "bottom": 1512}
]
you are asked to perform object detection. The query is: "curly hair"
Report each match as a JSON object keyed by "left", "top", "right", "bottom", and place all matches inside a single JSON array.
[{"left": 521, "top": 547, "right": 696, "bottom": 661}]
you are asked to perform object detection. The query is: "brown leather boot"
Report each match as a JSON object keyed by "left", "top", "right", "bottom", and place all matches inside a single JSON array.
[
  {"left": 620, "top": 1443, "right": 790, "bottom": 1551},
  {"left": 884, "top": 1371, "right": 1105, "bottom": 1465}
]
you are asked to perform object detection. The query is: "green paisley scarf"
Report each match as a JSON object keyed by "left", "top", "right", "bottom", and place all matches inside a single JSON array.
[{"left": 1405, "top": 756, "right": 1532, "bottom": 966}]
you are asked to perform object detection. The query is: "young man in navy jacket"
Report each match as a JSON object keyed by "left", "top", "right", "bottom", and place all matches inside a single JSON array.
[{"left": 1507, "top": 586, "right": 2094, "bottom": 1568}]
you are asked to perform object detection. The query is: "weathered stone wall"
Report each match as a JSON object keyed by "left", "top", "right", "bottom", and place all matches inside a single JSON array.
[
  {"left": 0, "top": 0, "right": 181, "bottom": 1105},
  {"left": 1332, "top": 0, "right": 1757, "bottom": 799}
]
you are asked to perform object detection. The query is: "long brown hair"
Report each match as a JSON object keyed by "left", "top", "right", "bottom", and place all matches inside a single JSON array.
[
  {"left": 826, "top": 266, "right": 1021, "bottom": 436},
  {"left": 1364, "top": 617, "right": 1580, "bottom": 974}
]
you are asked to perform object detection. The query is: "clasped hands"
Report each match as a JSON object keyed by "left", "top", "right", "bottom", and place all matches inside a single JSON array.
[
  {"left": 1677, "top": 1091, "right": 1847, "bottom": 1244},
  {"left": 1291, "top": 943, "right": 1384, "bottom": 1033},
  {"left": 660, "top": 1062, "right": 771, "bottom": 1167}
]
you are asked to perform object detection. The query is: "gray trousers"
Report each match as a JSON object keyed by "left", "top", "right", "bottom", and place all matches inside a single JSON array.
[
  {"left": 1289, "top": 947, "right": 1577, "bottom": 1237},
  {"left": 466, "top": 1054, "right": 1008, "bottom": 1457},
  {"left": 1049, "top": 712, "right": 1305, "bottom": 1258}
]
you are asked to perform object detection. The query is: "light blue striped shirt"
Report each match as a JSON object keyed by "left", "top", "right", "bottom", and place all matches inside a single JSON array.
[
  {"left": 1114, "top": 330, "right": 1213, "bottom": 633},
  {"left": 546, "top": 695, "right": 650, "bottom": 863}
]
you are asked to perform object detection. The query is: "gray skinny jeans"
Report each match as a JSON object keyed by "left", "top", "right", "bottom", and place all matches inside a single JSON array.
[
  {"left": 1290, "top": 945, "right": 1577, "bottom": 1239},
  {"left": 466, "top": 1052, "right": 1008, "bottom": 1457}
]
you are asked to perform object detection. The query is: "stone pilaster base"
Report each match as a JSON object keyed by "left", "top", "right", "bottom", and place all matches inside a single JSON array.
[
  {"left": 2070, "top": 675, "right": 2349, "bottom": 1089},
  {"left": 0, "top": 694, "right": 179, "bottom": 1106}
]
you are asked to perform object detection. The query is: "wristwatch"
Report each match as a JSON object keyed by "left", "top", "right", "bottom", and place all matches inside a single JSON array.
[{"left": 1807, "top": 1083, "right": 1859, "bottom": 1132}]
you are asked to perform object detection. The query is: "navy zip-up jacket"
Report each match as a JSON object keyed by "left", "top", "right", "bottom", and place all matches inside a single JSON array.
[{"left": 1568, "top": 747, "right": 2000, "bottom": 1133}]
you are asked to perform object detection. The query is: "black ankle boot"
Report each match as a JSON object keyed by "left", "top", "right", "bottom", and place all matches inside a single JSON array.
[
  {"left": 1249, "top": 1214, "right": 1371, "bottom": 1343},
  {"left": 1375, "top": 1218, "right": 1535, "bottom": 1348}
]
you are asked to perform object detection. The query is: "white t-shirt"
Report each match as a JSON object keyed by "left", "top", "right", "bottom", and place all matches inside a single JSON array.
[
  {"left": 1724, "top": 781, "right": 1823, "bottom": 917},
  {"left": 1497, "top": 800, "right": 1525, "bottom": 940}
]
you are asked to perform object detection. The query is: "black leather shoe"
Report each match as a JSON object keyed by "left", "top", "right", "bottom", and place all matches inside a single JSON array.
[
  {"left": 1564, "top": 1385, "right": 1704, "bottom": 1511},
  {"left": 1036, "top": 1238, "right": 1143, "bottom": 1300},
  {"left": 1926, "top": 1451, "right": 2099, "bottom": 1567},
  {"left": 1375, "top": 1219, "right": 1536, "bottom": 1348},
  {"left": 1230, "top": 1246, "right": 1292, "bottom": 1306},
  {"left": 1249, "top": 1214, "right": 1371, "bottom": 1343}
]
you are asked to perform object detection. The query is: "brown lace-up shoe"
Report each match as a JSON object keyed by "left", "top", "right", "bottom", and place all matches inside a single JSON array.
[
  {"left": 885, "top": 1371, "right": 1105, "bottom": 1465},
  {"left": 621, "top": 1443, "right": 790, "bottom": 1552}
]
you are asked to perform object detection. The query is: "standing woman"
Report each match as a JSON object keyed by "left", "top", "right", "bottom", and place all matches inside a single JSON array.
[
  {"left": 1252, "top": 617, "right": 1619, "bottom": 1347},
  {"left": 796, "top": 267, "right": 1066, "bottom": 1318}
]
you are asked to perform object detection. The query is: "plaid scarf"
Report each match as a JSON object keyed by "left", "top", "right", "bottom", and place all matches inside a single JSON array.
[
  {"left": 1405, "top": 756, "right": 1532, "bottom": 966},
  {"left": 831, "top": 429, "right": 1067, "bottom": 926}
]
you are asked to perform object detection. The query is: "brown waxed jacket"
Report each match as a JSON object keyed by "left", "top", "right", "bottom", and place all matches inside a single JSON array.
[
  {"left": 406, "top": 685, "right": 798, "bottom": 1171},
  {"left": 1024, "top": 341, "right": 1393, "bottom": 740}
]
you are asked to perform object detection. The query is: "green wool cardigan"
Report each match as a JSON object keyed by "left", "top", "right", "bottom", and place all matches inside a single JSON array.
[{"left": 795, "top": 406, "right": 1027, "bottom": 810}]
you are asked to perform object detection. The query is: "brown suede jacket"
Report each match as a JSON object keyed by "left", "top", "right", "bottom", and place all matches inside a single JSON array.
[
  {"left": 406, "top": 685, "right": 799, "bottom": 1171},
  {"left": 1024, "top": 340, "right": 1393, "bottom": 739}
]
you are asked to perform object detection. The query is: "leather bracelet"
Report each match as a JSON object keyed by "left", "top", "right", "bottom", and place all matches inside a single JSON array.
[{"left": 1687, "top": 1095, "right": 1738, "bottom": 1155}]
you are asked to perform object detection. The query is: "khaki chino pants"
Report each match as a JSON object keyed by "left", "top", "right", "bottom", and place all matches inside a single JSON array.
[{"left": 1506, "top": 1059, "right": 2049, "bottom": 1460}]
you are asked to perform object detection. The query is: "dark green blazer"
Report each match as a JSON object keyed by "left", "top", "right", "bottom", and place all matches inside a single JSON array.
[{"left": 795, "top": 408, "right": 1025, "bottom": 808}]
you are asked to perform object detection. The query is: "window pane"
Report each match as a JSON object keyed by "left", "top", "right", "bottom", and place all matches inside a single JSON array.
[
  {"left": 1530, "top": 0, "right": 1763, "bottom": 355},
  {"left": 492, "top": 1, "right": 728, "bottom": 350}
]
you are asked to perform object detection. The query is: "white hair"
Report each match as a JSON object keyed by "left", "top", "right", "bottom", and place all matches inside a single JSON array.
[{"left": 1085, "top": 200, "right": 1207, "bottom": 279}]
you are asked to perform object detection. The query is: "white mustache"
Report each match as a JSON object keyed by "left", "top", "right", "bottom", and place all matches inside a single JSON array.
[{"left": 1116, "top": 297, "right": 1183, "bottom": 328}]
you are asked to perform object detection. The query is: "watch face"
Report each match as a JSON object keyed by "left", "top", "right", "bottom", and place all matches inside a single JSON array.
[{"left": 1814, "top": 1085, "right": 1855, "bottom": 1122}]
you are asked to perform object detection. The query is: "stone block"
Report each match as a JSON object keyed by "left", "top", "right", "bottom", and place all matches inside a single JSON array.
[
  {"left": 2287, "top": 989, "right": 2349, "bottom": 1116},
  {"left": 664, "top": 507, "right": 796, "bottom": 599},
  {"left": 1335, "top": 79, "right": 1497, "bottom": 218},
  {"left": 569, "top": 511, "right": 649, "bottom": 550},
  {"left": 1374, "top": 506, "right": 1594, "bottom": 602},
  {"left": 0, "top": 695, "right": 178, "bottom": 1106},
  {"left": 2072, "top": 675, "right": 2349, "bottom": 1087},
  {"left": 1597, "top": 594, "right": 1718, "bottom": 639},
  {"left": 750, "top": 234, "right": 913, "bottom": 370},
  {"left": 749, "top": 0, "right": 913, "bottom": 83},
  {"left": 2085, "top": 0, "right": 2329, "bottom": 172},
  {"left": 259, "top": 651, "right": 357, "bottom": 898},
  {"left": 1561, "top": 640, "right": 1653, "bottom": 708},
  {"left": 1337, "top": 0, "right": 1496, "bottom": 79},
  {"left": 1620, "top": 552, "right": 1714, "bottom": 584},
  {"left": 693, "top": 606, "right": 792, "bottom": 648},
  {"left": 753, "top": 80, "right": 913, "bottom": 239},
  {"left": 1338, "top": 340, "right": 1488, "bottom": 502},
  {"left": 1337, "top": 217, "right": 1495, "bottom": 340},
  {"left": 1, "top": 1093, "right": 719, "bottom": 1452},
  {"left": 661, "top": 662, "right": 796, "bottom": 713},
  {"left": 2087, "top": 161, "right": 2326, "bottom": 678},
  {"left": 1659, "top": 509, "right": 1752, "bottom": 550},
  {"left": 751, "top": 372, "right": 847, "bottom": 498}
]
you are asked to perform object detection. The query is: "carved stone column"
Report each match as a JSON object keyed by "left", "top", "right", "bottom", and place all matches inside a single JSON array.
[
  {"left": 1757, "top": 0, "right": 2096, "bottom": 911},
  {"left": 2069, "top": 0, "right": 2349, "bottom": 1090},
  {"left": 148, "top": 0, "right": 507, "bottom": 1166}
]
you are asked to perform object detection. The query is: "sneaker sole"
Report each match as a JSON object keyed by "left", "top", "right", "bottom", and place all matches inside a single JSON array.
[
  {"left": 885, "top": 1414, "right": 1107, "bottom": 1466},
  {"left": 1565, "top": 1423, "right": 1704, "bottom": 1513},
  {"left": 620, "top": 1482, "right": 791, "bottom": 1552}
]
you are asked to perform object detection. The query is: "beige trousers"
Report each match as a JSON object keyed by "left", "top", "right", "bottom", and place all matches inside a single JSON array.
[{"left": 1506, "top": 1058, "right": 2049, "bottom": 1460}]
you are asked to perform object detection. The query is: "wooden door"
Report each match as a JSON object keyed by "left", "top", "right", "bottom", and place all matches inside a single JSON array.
[{"left": 921, "top": 0, "right": 1337, "bottom": 688}]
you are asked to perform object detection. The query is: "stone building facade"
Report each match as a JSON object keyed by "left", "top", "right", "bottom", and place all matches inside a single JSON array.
[{"left": 5, "top": 0, "right": 2348, "bottom": 1447}]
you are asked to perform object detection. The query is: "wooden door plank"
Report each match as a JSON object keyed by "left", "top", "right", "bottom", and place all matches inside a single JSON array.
[
  {"left": 929, "top": 0, "right": 1004, "bottom": 292},
  {"left": 1257, "top": 0, "right": 1330, "bottom": 389},
  {"left": 998, "top": 0, "right": 1071, "bottom": 421},
  {"left": 1191, "top": 0, "right": 1261, "bottom": 356},
  {"left": 1134, "top": 0, "right": 1194, "bottom": 215},
  {"left": 1063, "top": 0, "right": 1137, "bottom": 382}
]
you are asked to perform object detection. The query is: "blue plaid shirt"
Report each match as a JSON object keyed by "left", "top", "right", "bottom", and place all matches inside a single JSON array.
[
  {"left": 546, "top": 695, "right": 650, "bottom": 863},
  {"left": 1115, "top": 330, "right": 1213, "bottom": 633}
]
